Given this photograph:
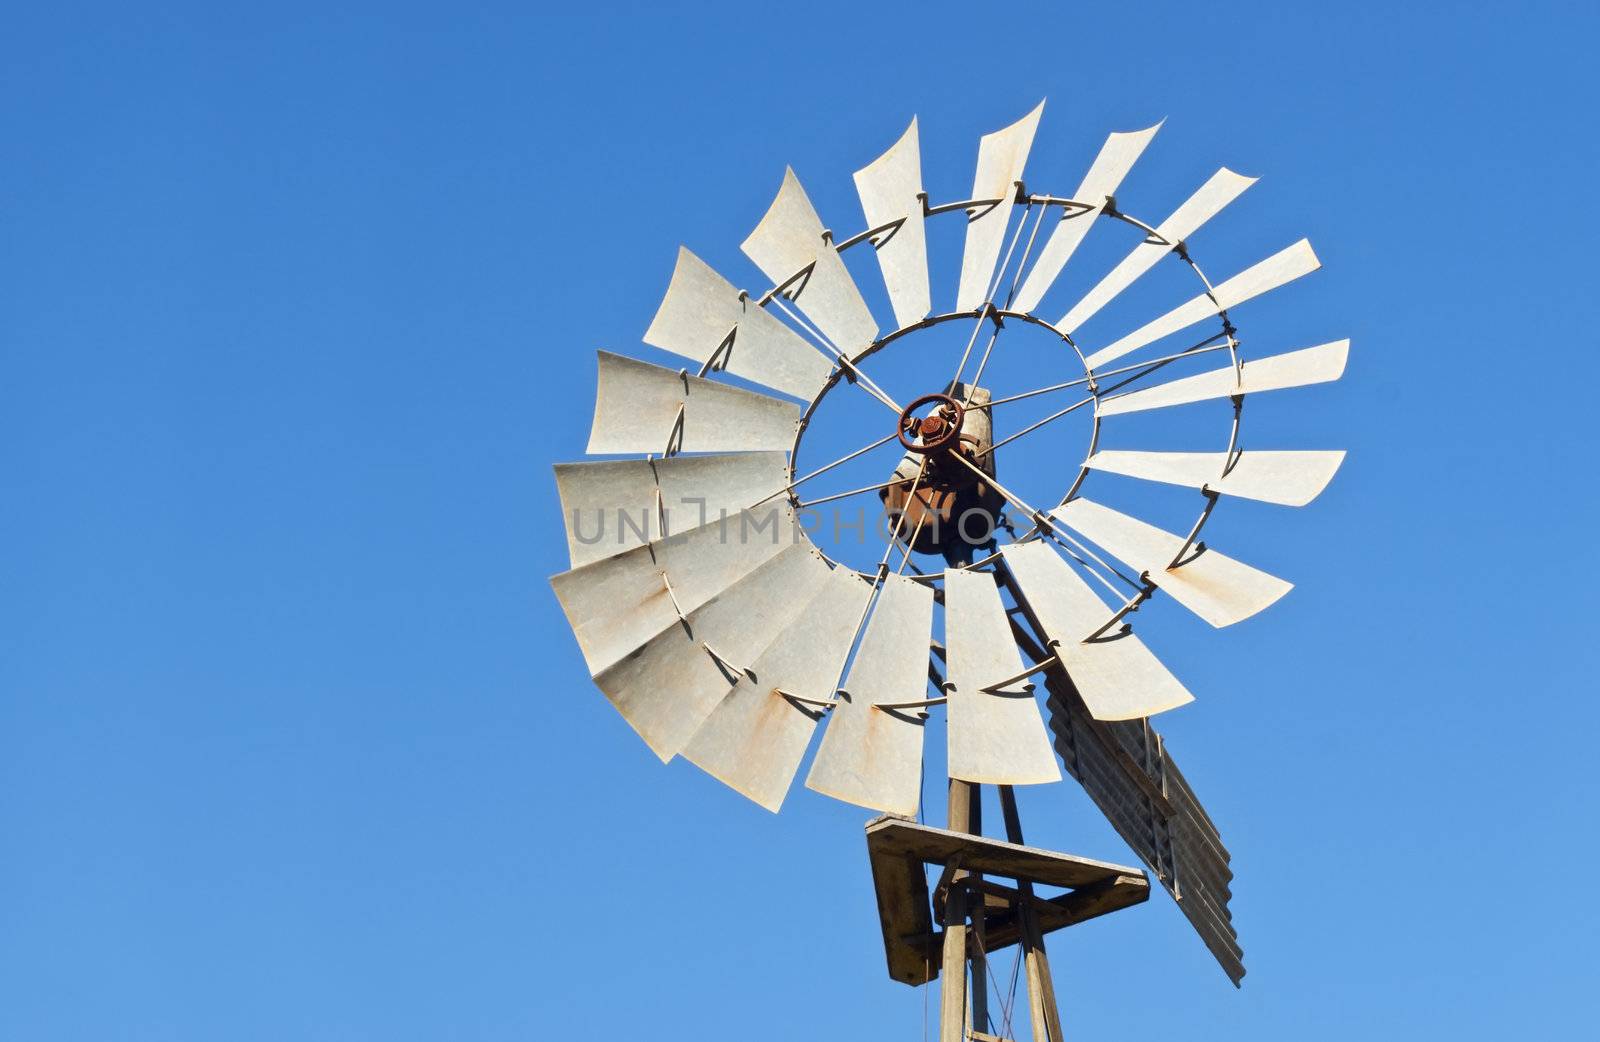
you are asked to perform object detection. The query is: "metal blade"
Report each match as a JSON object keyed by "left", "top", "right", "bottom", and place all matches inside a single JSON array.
[
  {"left": 806, "top": 574, "right": 933, "bottom": 816},
  {"left": 1001, "top": 542, "right": 1192, "bottom": 721},
  {"left": 1096, "top": 340, "right": 1349, "bottom": 417},
  {"left": 853, "top": 118, "right": 931, "bottom": 330},
  {"left": 957, "top": 101, "right": 1045, "bottom": 312},
  {"left": 1052, "top": 498, "right": 1292, "bottom": 628},
  {"left": 1085, "top": 240, "right": 1320, "bottom": 369},
  {"left": 642, "top": 247, "right": 834, "bottom": 400},
  {"left": 549, "top": 506, "right": 797, "bottom": 676},
  {"left": 554, "top": 459, "right": 661, "bottom": 568},
  {"left": 681, "top": 567, "right": 873, "bottom": 811},
  {"left": 943, "top": 567, "right": 1061, "bottom": 785},
  {"left": 586, "top": 351, "right": 799, "bottom": 454},
  {"left": 593, "top": 543, "right": 833, "bottom": 761},
  {"left": 1058, "top": 168, "right": 1257, "bottom": 334},
  {"left": 1010, "top": 122, "right": 1162, "bottom": 314},
  {"left": 553, "top": 452, "right": 789, "bottom": 568},
  {"left": 741, "top": 168, "right": 879, "bottom": 354},
  {"left": 1086, "top": 449, "right": 1346, "bottom": 507}
]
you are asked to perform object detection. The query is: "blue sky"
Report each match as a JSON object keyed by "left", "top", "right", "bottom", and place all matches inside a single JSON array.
[{"left": 4, "top": 2, "right": 1598, "bottom": 1039}]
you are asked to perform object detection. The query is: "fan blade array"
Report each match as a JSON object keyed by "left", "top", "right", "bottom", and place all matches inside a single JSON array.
[
  {"left": 1010, "top": 122, "right": 1162, "bottom": 315},
  {"left": 587, "top": 351, "right": 798, "bottom": 454},
  {"left": 943, "top": 567, "right": 1061, "bottom": 785},
  {"left": 742, "top": 168, "right": 879, "bottom": 354},
  {"left": 1086, "top": 449, "right": 1346, "bottom": 507},
  {"left": 549, "top": 507, "right": 798, "bottom": 676},
  {"left": 1053, "top": 498, "right": 1291, "bottom": 628},
  {"left": 1002, "top": 542, "right": 1193, "bottom": 721},
  {"left": 642, "top": 247, "right": 834, "bottom": 400},
  {"left": 806, "top": 575, "right": 934, "bottom": 816},
  {"left": 1096, "top": 340, "right": 1349, "bottom": 417},
  {"left": 1058, "top": 169, "right": 1257, "bottom": 334},
  {"left": 682, "top": 567, "right": 873, "bottom": 812},
  {"left": 1085, "top": 240, "right": 1320, "bottom": 369},
  {"left": 956, "top": 101, "right": 1045, "bottom": 312},
  {"left": 853, "top": 118, "right": 931, "bottom": 330},
  {"left": 592, "top": 544, "right": 832, "bottom": 761},
  {"left": 554, "top": 451, "right": 790, "bottom": 568}
]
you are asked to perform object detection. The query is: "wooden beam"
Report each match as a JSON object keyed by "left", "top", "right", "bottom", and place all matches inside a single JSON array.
[
  {"left": 940, "top": 780, "right": 975, "bottom": 1042},
  {"left": 1001, "top": 786, "right": 1062, "bottom": 1042}
]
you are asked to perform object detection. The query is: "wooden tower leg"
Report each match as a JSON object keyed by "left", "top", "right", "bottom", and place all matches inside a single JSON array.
[
  {"left": 1001, "top": 785, "right": 1064, "bottom": 1042},
  {"left": 939, "top": 779, "right": 975, "bottom": 1042},
  {"left": 942, "top": 782, "right": 1070, "bottom": 1042}
]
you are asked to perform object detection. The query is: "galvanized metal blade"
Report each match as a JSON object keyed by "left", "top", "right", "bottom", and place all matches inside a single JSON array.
[
  {"left": 956, "top": 101, "right": 1045, "bottom": 312},
  {"left": 1001, "top": 542, "right": 1193, "bottom": 721},
  {"left": 741, "top": 168, "right": 879, "bottom": 354},
  {"left": 593, "top": 544, "right": 833, "bottom": 761},
  {"left": 549, "top": 506, "right": 797, "bottom": 676},
  {"left": 853, "top": 118, "right": 931, "bottom": 330},
  {"left": 1086, "top": 449, "right": 1346, "bottom": 507},
  {"left": 1096, "top": 340, "right": 1349, "bottom": 417},
  {"left": 1010, "top": 122, "right": 1162, "bottom": 315},
  {"left": 943, "top": 567, "right": 1061, "bottom": 785},
  {"left": 681, "top": 567, "right": 874, "bottom": 812},
  {"left": 586, "top": 351, "right": 799, "bottom": 454},
  {"left": 553, "top": 451, "right": 789, "bottom": 568},
  {"left": 643, "top": 247, "right": 835, "bottom": 400},
  {"left": 554, "top": 458, "right": 662, "bottom": 568},
  {"left": 1085, "top": 240, "right": 1320, "bottom": 369},
  {"left": 805, "top": 574, "right": 934, "bottom": 817},
  {"left": 1058, "top": 168, "right": 1257, "bottom": 334},
  {"left": 1052, "top": 498, "right": 1292, "bottom": 628}
]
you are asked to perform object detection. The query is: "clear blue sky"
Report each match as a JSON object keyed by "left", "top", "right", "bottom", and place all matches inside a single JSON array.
[{"left": 5, "top": 2, "right": 1598, "bottom": 1039}]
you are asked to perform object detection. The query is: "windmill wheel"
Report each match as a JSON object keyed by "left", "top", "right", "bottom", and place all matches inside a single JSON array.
[{"left": 551, "top": 104, "right": 1347, "bottom": 986}]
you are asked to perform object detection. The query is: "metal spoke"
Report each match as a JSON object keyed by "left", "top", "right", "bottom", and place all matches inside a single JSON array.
[
  {"left": 750, "top": 430, "right": 901, "bottom": 508},
  {"left": 767, "top": 296, "right": 903, "bottom": 415},
  {"left": 977, "top": 394, "right": 1096, "bottom": 460},
  {"left": 980, "top": 334, "right": 1234, "bottom": 410},
  {"left": 794, "top": 476, "right": 902, "bottom": 509},
  {"left": 965, "top": 204, "right": 1049, "bottom": 397},
  {"left": 950, "top": 202, "right": 1033, "bottom": 394},
  {"left": 878, "top": 457, "right": 929, "bottom": 571},
  {"left": 946, "top": 451, "right": 1141, "bottom": 595}
]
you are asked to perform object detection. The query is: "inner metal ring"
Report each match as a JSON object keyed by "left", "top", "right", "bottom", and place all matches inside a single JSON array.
[{"left": 782, "top": 204, "right": 1235, "bottom": 587}]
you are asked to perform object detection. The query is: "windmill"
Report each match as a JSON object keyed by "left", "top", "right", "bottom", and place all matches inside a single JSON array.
[{"left": 551, "top": 102, "right": 1345, "bottom": 1039}]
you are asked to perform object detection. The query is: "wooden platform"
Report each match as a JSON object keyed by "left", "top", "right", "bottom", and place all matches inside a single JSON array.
[{"left": 865, "top": 816, "right": 1150, "bottom": 986}]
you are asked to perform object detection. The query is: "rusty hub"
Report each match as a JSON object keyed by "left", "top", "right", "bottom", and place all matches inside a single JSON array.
[{"left": 897, "top": 393, "right": 965, "bottom": 454}]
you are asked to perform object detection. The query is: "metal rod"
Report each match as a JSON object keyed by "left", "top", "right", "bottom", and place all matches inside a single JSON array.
[
  {"left": 979, "top": 336, "right": 1233, "bottom": 410},
  {"left": 896, "top": 505, "right": 930, "bottom": 577},
  {"left": 701, "top": 642, "right": 753, "bottom": 682},
  {"left": 926, "top": 195, "right": 1006, "bottom": 217},
  {"left": 793, "top": 476, "right": 900, "bottom": 509},
  {"left": 955, "top": 196, "right": 1031, "bottom": 400},
  {"left": 873, "top": 695, "right": 948, "bottom": 711},
  {"left": 979, "top": 653, "right": 1060, "bottom": 693},
  {"left": 877, "top": 457, "right": 929, "bottom": 570},
  {"left": 750, "top": 430, "right": 900, "bottom": 508},
  {"left": 775, "top": 688, "right": 836, "bottom": 710},
  {"left": 768, "top": 295, "right": 902, "bottom": 415},
  {"left": 977, "top": 395, "right": 1097, "bottom": 460},
  {"left": 997, "top": 785, "right": 1064, "bottom": 1042},
  {"left": 946, "top": 452, "right": 1142, "bottom": 593}
]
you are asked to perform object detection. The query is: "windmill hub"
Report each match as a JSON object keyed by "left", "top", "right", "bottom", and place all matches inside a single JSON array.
[
  {"left": 882, "top": 383, "right": 1004, "bottom": 565},
  {"left": 897, "top": 392, "right": 965, "bottom": 453}
]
